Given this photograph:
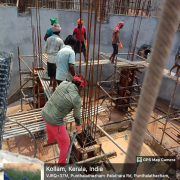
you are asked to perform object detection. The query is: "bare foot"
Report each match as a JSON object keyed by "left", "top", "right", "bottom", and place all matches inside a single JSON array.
[{"left": 109, "top": 57, "right": 112, "bottom": 61}]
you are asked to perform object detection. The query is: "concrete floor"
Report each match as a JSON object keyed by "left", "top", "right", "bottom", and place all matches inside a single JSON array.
[{"left": 2, "top": 93, "right": 180, "bottom": 164}]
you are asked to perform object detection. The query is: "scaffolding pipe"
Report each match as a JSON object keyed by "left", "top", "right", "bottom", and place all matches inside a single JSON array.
[
  {"left": 76, "top": 150, "right": 116, "bottom": 165},
  {"left": 5, "top": 117, "right": 37, "bottom": 158},
  {"left": 121, "top": 0, "right": 180, "bottom": 177},
  {"left": 160, "top": 75, "right": 180, "bottom": 144},
  {"left": 89, "top": 119, "right": 126, "bottom": 154},
  {"left": 148, "top": 110, "right": 180, "bottom": 124}
]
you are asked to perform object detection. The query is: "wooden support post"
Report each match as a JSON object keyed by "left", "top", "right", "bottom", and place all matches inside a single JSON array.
[
  {"left": 123, "top": 99, "right": 128, "bottom": 103},
  {"left": 131, "top": 97, "right": 136, "bottom": 102},
  {"left": 136, "top": 69, "right": 142, "bottom": 73},
  {"left": 32, "top": 62, "right": 36, "bottom": 109},
  {"left": 19, "top": 56, "right": 33, "bottom": 74},
  {"left": 38, "top": 82, "right": 40, "bottom": 108},
  {"left": 18, "top": 47, "right": 23, "bottom": 111},
  {"left": 133, "top": 88, "right": 138, "bottom": 93},
  {"left": 20, "top": 71, "right": 31, "bottom": 74},
  {"left": 8, "top": 80, "right": 30, "bottom": 100},
  {"left": 70, "top": 122, "right": 72, "bottom": 132},
  {"left": 134, "top": 76, "right": 140, "bottom": 81},
  {"left": 125, "top": 90, "right": 131, "bottom": 95},
  {"left": 117, "top": 71, "right": 132, "bottom": 82},
  {"left": 117, "top": 103, "right": 137, "bottom": 108}
]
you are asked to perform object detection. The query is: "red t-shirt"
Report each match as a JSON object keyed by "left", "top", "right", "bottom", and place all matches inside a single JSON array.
[{"left": 74, "top": 26, "right": 86, "bottom": 41}]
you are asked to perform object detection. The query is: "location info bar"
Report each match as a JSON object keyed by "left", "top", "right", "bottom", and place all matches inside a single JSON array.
[{"left": 44, "top": 156, "right": 177, "bottom": 179}]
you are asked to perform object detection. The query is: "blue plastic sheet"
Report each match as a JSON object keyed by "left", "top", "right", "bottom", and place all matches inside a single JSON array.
[
  {"left": 0, "top": 52, "right": 13, "bottom": 149},
  {"left": 4, "top": 173, "right": 29, "bottom": 180}
]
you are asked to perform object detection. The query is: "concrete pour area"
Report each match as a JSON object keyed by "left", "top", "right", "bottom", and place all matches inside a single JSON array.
[{"left": 2, "top": 88, "right": 179, "bottom": 167}]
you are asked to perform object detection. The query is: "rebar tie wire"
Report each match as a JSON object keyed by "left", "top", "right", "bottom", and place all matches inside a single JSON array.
[{"left": 121, "top": 0, "right": 180, "bottom": 177}]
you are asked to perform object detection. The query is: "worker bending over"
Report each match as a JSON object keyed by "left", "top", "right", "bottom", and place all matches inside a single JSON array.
[
  {"left": 41, "top": 76, "right": 87, "bottom": 165},
  {"left": 73, "top": 19, "right": 87, "bottom": 63},
  {"left": 44, "top": 24, "right": 64, "bottom": 93},
  {"left": 109, "top": 21, "right": 124, "bottom": 64},
  {"left": 56, "top": 35, "right": 77, "bottom": 85}
]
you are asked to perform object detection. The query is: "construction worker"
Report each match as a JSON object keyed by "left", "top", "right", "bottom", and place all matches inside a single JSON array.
[
  {"left": 109, "top": 21, "right": 124, "bottom": 64},
  {"left": 56, "top": 35, "right": 77, "bottom": 85},
  {"left": 41, "top": 76, "right": 87, "bottom": 165},
  {"left": 44, "top": 18, "right": 60, "bottom": 41},
  {"left": 73, "top": 19, "right": 87, "bottom": 63},
  {"left": 168, "top": 44, "right": 180, "bottom": 76},
  {"left": 44, "top": 24, "right": 64, "bottom": 93}
]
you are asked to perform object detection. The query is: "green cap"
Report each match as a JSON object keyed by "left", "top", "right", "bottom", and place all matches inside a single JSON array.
[{"left": 50, "top": 18, "right": 58, "bottom": 25}]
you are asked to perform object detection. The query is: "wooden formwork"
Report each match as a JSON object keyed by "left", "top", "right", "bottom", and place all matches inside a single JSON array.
[{"left": 69, "top": 131, "right": 102, "bottom": 162}]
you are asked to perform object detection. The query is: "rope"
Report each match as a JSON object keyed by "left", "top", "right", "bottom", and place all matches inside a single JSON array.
[{"left": 122, "top": 0, "right": 180, "bottom": 176}]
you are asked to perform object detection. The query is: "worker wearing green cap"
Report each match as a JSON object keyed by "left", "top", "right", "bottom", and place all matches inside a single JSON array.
[{"left": 44, "top": 18, "right": 59, "bottom": 41}]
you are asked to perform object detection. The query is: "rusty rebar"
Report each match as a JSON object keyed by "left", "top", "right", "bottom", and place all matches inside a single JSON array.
[
  {"left": 82, "top": 0, "right": 91, "bottom": 138},
  {"left": 79, "top": 0, "right": 82, "bottom": 74},
  {"left": 83, "top": 60, "right": 93, "bottom": 148},
  {"left": 90, "top": 0, "right": 99, "bottom": 143},
  {"left": 94, "top": 0, "right": 102, "bottom": 139},
  {"left": 84, "top": 0, "right": 93, "bottom": 136},
  {"left": 18, "top": 47, "right": 23, "bottom": 111},
  {"left": 131, "top": 1, "right": 145, "bottom": 62},
  {"left": 83, "top": 0, "right": 94, "bottom": 144}
]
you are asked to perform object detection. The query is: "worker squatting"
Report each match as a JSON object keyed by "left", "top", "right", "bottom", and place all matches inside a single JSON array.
[{"left": 41, "top": 17, "right": 125, "bottom": 166}]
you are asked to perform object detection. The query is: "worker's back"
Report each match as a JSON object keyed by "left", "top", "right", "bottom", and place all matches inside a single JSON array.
[
  {"left": 56, "top": 45, "right": 75, "bottom": 81},
  {"left": 41, "top": 81, "right": 81, "bottom": 126},
  {"left": 45, "top": 34, "right": 64, "bottom": 64}
]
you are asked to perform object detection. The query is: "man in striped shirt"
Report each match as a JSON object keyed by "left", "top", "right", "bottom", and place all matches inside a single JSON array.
[{"left": 44, "top": 24, "right": 64, "bottom": 92}]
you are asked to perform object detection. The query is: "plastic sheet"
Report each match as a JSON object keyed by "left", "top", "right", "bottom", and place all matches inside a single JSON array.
[{"left": 0, "top": 52, "right": 13, "bottom": 149}]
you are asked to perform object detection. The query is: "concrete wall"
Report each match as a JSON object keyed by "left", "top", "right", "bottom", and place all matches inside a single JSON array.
[{"left": 1, "top": 6, "right": 180, "bottom": 107}]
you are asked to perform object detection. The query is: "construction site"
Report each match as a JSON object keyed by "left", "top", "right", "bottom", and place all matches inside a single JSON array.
[{"left": 1, "top": 0, "right": 180, "bottom": 179}]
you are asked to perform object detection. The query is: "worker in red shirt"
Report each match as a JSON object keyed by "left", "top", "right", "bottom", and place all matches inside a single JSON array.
[
  {"left": 109, "top": 21, "right": 124, "bottom": 64},
  {"left": 73, "top": 19, "right": 87, "bottom": 63}
]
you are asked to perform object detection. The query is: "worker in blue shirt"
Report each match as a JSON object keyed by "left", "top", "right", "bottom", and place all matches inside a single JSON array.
[{"left": 44, "top": 18, "right": 61, "bottom": 41}]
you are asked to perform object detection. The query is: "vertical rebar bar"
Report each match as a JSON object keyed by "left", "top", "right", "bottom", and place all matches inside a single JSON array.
[
  {"left": 94, "top": 0, "right": 102, "bottom": 139},
  {"left": 90, "top": 0, "right": 99, "bottom": 143},
  {"left": 18, "top": 47, "right": 22, "bottom": 111},
  {"left": 82, "top": 0, "right": 91, "bottom": 134},
  {"left": 32, "top": 62, "right": 36, "bottom": 109},
  {"left": 84, "top": 0, "right": 94, "bottom": 141},
  {"left": 79, "top": 0, "right": 82, "bottom": 74}
]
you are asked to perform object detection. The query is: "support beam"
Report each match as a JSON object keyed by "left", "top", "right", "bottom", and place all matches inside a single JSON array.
[
  {"left": 76, "top": 150, "right": 117, "bottom": 165},
  {"left": 8, "top": 80, "right": 30, "bottom": 100}
]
